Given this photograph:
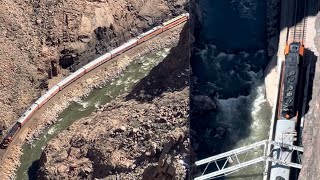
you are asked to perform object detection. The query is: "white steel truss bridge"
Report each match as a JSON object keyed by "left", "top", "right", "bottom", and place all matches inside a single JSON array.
[{"left": 194, "top": 139, "right": 303, "bottom": 180}]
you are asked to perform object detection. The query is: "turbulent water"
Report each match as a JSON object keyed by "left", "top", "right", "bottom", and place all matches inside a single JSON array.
[
  {"left": 217, "top": 83, "right": 271, "bottom": 179},
  {"left": 15, "top": 48, "right": 171, "bottom": 180},
  {"left": 191, "top": 0, "right": 271, "bottom": 179},
  {"left": 198, "top": 0, "right": 266, "bottom": 50}
]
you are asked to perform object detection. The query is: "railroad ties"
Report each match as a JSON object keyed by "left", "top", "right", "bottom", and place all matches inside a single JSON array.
[
  {"left": 193, "top": 45, "right": 306, "bottom": 180},
  {"left": 289, "top": 17, "right": 307, "bottom": 43}
]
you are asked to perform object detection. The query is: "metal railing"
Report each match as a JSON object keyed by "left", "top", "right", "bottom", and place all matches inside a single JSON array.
[{"left": 194, "top": 140, "right": 303, "bottom": 180}]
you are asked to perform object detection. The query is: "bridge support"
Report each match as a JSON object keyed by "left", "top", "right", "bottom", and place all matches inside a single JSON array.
[{"left": 194, "top": 140, "right": 303, "bottom": 180}]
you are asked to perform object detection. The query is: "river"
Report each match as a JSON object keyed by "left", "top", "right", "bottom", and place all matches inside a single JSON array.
[
  {"left": 15, "top": 47, "right": 172, "bottom": 180},
  {"left": 191, "top": 0, "right": 272, "bottom": 179}
]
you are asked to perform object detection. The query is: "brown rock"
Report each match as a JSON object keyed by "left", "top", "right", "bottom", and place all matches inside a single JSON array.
[
  {"left": 38, "top": 88, "right": 189, "bottom": 179},
  {"left": 57, "top": 164, "right": 68, "bottom": 174},
  {"left": 192, "top": 95, "right": 216, "bottom": 111}
]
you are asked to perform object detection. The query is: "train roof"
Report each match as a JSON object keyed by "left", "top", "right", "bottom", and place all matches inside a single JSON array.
[{"left": 275, "top": 119, "right": 296, "bottom": 145}]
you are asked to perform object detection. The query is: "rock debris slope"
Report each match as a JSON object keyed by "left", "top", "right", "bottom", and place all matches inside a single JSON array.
[
  {"left": 37, "top": 17, "right": 190, "bottom": 179},
  {"left": 0, "top": 0, "right": 187, "bottom": 129},
  {"left": 37, "top": 88, "right": 189, "bottom": 179}
]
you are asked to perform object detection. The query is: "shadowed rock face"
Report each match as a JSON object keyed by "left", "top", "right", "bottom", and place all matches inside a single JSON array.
[
  {"left": 37, "top": 21, "right": 190, "bottom": 179},
  {"left": 125, "top": 21, "right": 190, "bottom": 102},
  {"left": 0, "top": 0, "right": 187, "bottom": 128},
  {"left": 44, "top": 0, "right": 188, "bottom": 71}
]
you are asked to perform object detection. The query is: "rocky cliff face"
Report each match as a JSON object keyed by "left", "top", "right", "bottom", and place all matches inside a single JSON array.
[
  {"left": 35, "top": 0, "right": 187, "bottom": 70},
  {"left": 298, "top": 12, "right": 320, "bottom": 180},
  {"left": 0, "top": 0, "right": 187, "bottom": 130},
  {"left": 126, "top": 20, "right": 190, "bottom": 102},
  {"left": 37, "top": 21, "right": 190, "bottom": 179}
]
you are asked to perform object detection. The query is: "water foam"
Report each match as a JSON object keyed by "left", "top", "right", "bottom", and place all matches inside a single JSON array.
[{"left": 47, "top": 127, "right": 57, "bottom": 135}]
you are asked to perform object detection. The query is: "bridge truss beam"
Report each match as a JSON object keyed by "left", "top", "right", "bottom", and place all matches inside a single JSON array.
[{"left": 194, "top": 140, "right": 303, "bottom": 180}]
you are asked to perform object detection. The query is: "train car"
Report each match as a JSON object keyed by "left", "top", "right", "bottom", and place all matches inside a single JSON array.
[
  {"left": 110, "top": 39, "right": 138, "bottom": 58},
  {"left": 17, "top": 103, "right": 39, "bottom": 126},
  {"left": 34, "top": 94, "right": 50, "bottom": 108},
  {"left": 83, "top": 53, "right": 112, "bottom": 73},
  {"left": 137, "top": 26, "right": 163, "bottom": 44},
  {"left": 162, "top": 13, "right": 189, "bottom": 31},
  {"left": 270, "top": 119, "right": 296, "bottom": 180},
  {"left": 281, "top": 42, "right": 303, "bottom": 119},
  {"left": 34, "top": 85, "right": 60, "bottom": 108},
  {"left": 0, "top": 14, "right": 191, "bottom": 149},
  {"left": 57, "top": 67, "right": 86, "bottom": 90},
  {"left": 45, "top": 85, "right": 60, "bottom": 100},
  {"left": 0, "top": 122, "right": 21, "bottom": 148}
]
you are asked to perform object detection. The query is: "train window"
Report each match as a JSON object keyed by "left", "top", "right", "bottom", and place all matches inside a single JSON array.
[{"left": 290, "top": 45, "right": 299, "bottom": 52}]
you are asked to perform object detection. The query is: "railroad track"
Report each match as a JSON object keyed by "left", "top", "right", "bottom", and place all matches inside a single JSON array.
[
  {"left": 290, "top": 18, "right": 307, "bottom": 43},
  {"left": 0, "top": 14, "right": 189, "bottom": 178},
  {"left": 287, "top": 0, "right": 307, "bottom": 44}
]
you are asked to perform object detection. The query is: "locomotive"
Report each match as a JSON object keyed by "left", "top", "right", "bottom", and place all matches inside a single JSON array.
[
  {"left": 281, "top": 42, "right": 304, "bottom": 119},
  {"left": 0, "top": 123, "right": 21, "bottom": 148},
  {"left": 270, "top": 42, "right": 304, "bottom": 180}
]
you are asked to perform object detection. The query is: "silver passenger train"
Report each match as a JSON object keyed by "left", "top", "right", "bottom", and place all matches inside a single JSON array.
[{"left": 0, "top": 13, "right": 189, "bottom": 148}]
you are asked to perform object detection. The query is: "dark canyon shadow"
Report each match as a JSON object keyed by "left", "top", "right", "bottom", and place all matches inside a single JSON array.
[
  {"left": 22, "top": 7, "right": 189, "bottom": 180},
  {"left": 297, "top": 49, "right": 317, "bottom": 136},
  {"left": 190, "top": 0, "right": 269, "bottom": 176},
  {"left": 125, "top": 22, "right": 190, "bottom": 102},
  {"left": 28, "top": 159, "right": 40, "bottom": 180},
  {"left": 190, "top": 0, "right": 319, "bottom": 179}
]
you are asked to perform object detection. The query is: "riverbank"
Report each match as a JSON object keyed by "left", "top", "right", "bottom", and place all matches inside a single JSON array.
[
  {"left": 0, "top": 23, "right": 185, "bottom": 179},
  {"left": 36, "top": 21, "right": 190, "bottom": 179},
  {"left": 0, "top": 0, "right": 187, "bottom": 132},
  {"left": 38, "top": 88, "right": 189, "bottom": 179}
]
